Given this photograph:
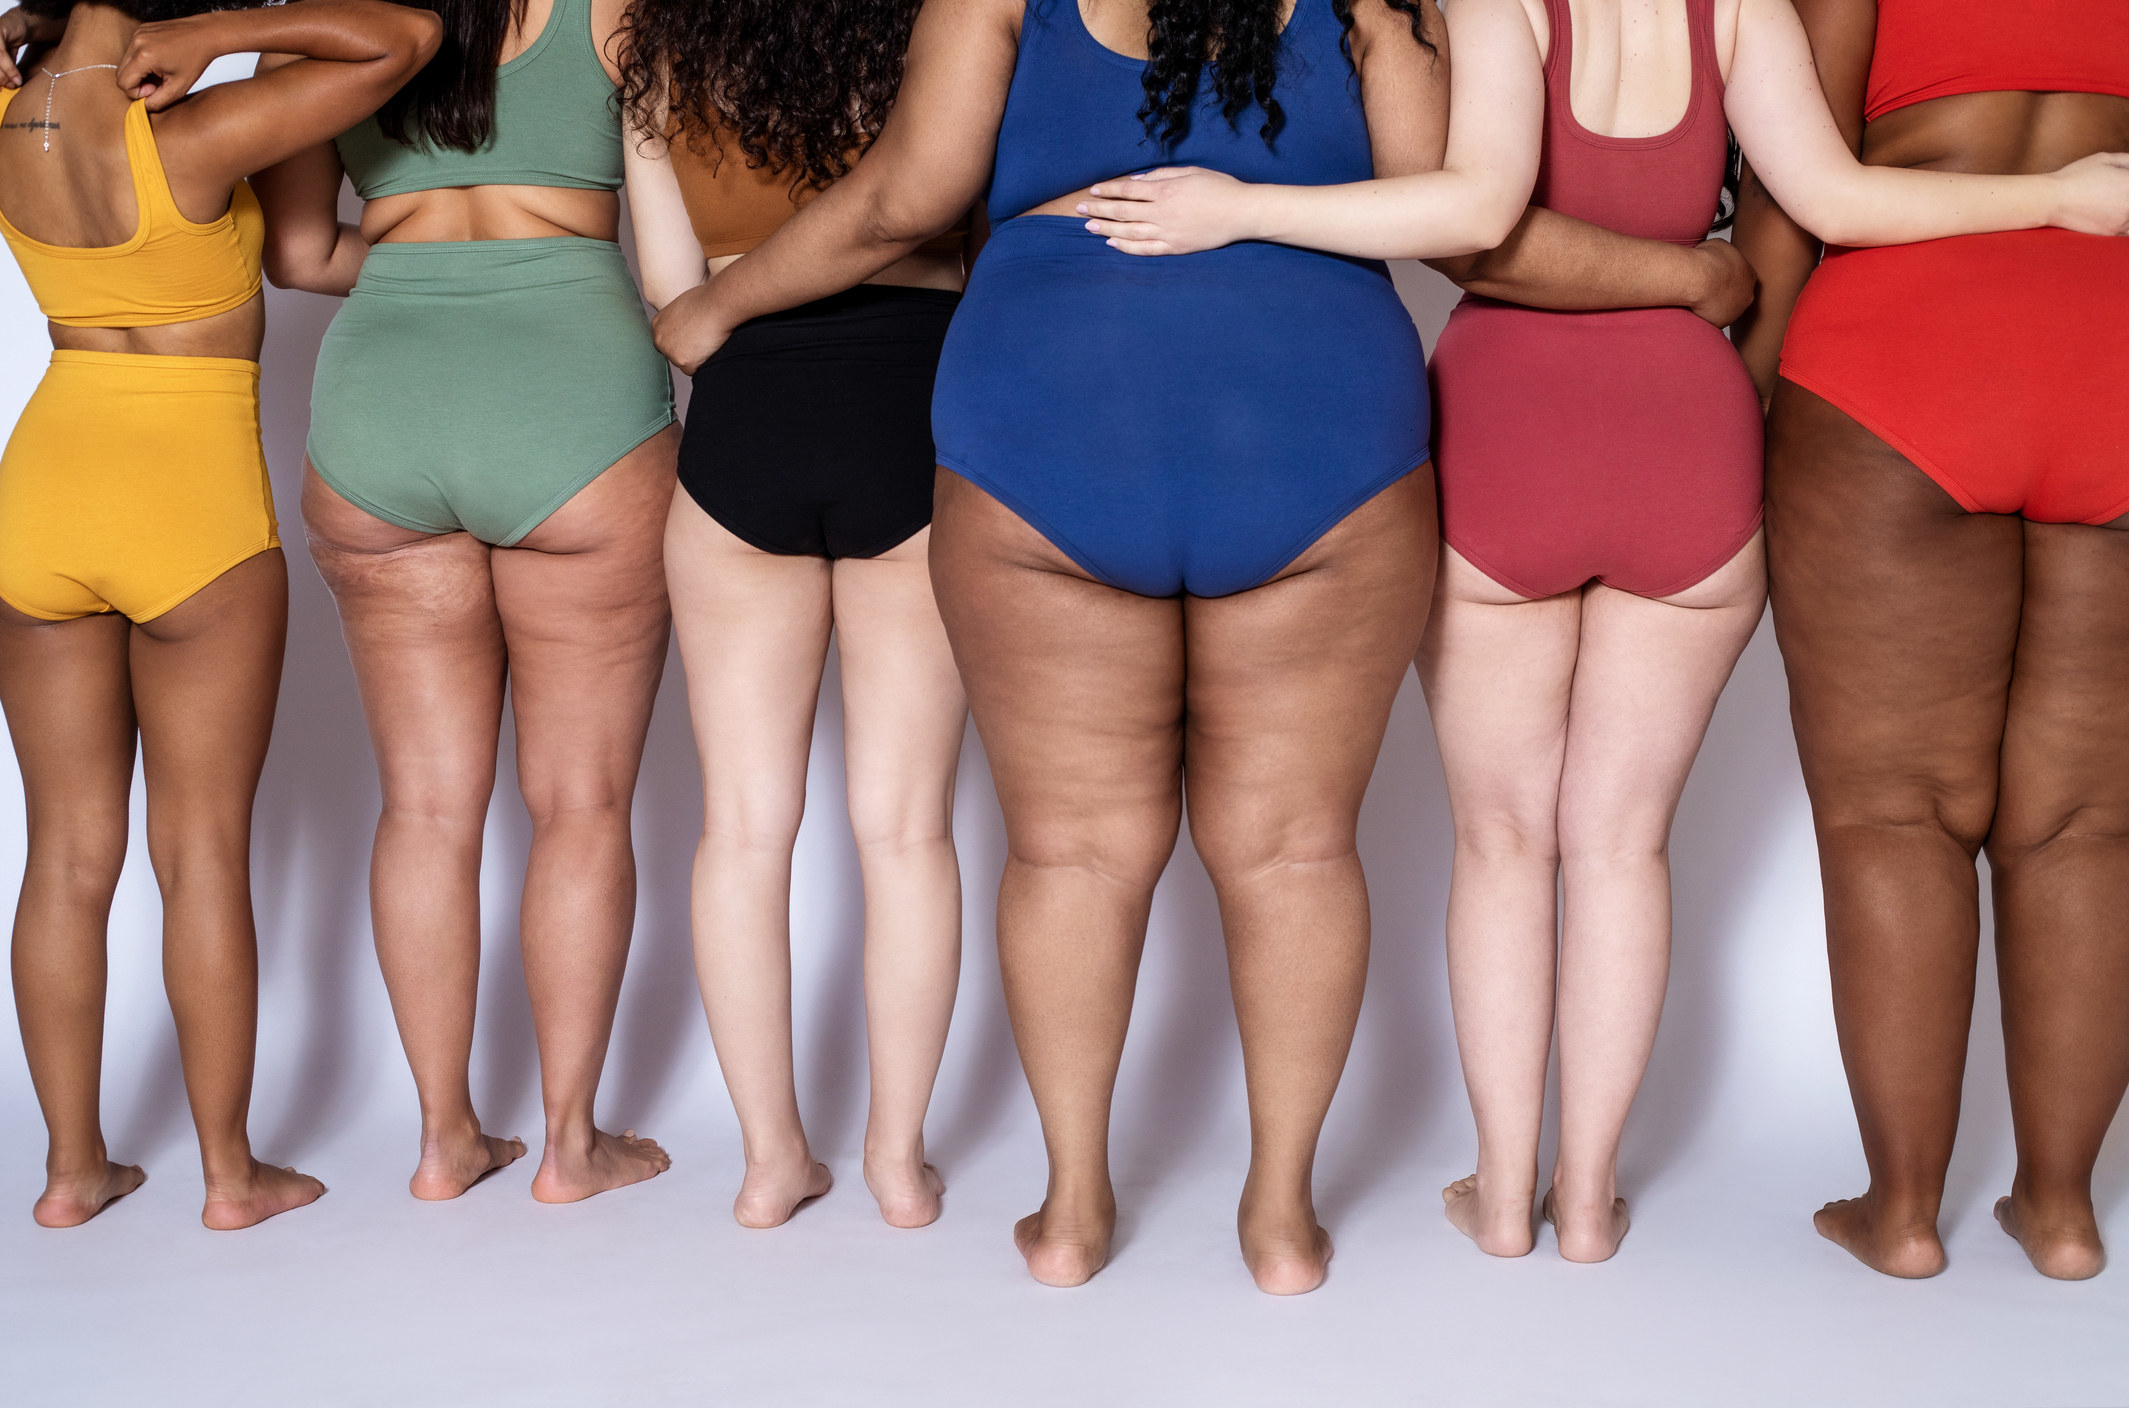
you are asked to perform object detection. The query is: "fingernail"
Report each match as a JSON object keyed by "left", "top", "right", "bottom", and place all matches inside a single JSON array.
[{"left": 1076, "top": 203, "right": 1087, "bottom": 213}]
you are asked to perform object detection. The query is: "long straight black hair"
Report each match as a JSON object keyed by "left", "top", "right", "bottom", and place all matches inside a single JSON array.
[{"left": 373, "top": 0, "right": 525, "bottom": 151}]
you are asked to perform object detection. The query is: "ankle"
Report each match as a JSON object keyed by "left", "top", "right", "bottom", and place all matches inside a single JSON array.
[
  {"left": 45, "top": 1140, "right": 115, "bottom": 1181},
  {"left": 417, "top": 1110, "right": 486, "bottom": 1151},
  {"left": 741, "top": 1131, "right": 816, "bottom": 1173},
  {"left": 862, "top": 1130, "right": 925, "bottom": 1169}
]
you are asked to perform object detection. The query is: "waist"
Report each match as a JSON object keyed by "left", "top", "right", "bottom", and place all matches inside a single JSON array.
[
  {"left": 1860, "top": 91, "right": 2129, "bottom": 172},
  {"left": 360, "top": 185, "right": 621, "bottom": 246},
  {"left": 975, "top": 214, "right": 1393, "bottom": 279},
  {"left": 45, "top": 347, "right": 261, "bottom": 381},
  {"left": 48, "top": 291, "right": 265, "bottom": 361},
  {"left": 350, "top": 236, "right": 635, "bottom": 296}
]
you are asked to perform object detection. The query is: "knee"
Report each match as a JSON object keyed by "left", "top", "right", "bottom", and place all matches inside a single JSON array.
[
  {"left": 144, "top": 809, "right": 251, "bottom": 896},
  {"left": 1986, "top": 800, "right": 2129, "bottom": 873},
  {"left": 521, "top": 781, "right": 633, "bottom": 835},
  {"left": 1008, "top": 807, "right": 1178, "bottom": 894},
  {"left": 1450, "top": 808, "right": 1562, "bottom": 872},
  {"left": 1189, "top": 807, "right": 1357, "bottom": 889},
  {"left": 701, "top": 783, "right": 805, "bottom": 860},
  {"left": 23, "top": 813, "right": 129, "bottom": 902},
  {"left": 846, "top": 781, "right": 953, "bottom": 861},
  {"left": 1813, "top": 776, "right": 1996, "bottom": 858},
  {"left": 378, "top": 773, "right": 493, "bottom": 846}
]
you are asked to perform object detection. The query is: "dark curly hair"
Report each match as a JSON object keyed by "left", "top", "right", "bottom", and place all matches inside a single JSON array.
[
  {"left": 1142, "top": 0, "right": 1440, "bottom": 148},
  {"left": 363, "top": 0, "right": 524, "bottom": 153},
  {"left": 21, "top": 0, "right": 262, "bottom": 21},
  {"left": 615, "top": 0, "right": 921, "bottom": 192}
]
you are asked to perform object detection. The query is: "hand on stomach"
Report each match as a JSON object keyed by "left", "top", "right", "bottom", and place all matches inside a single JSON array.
[
  {"left": 361, "top": 185, "right": 621, "bottom": 244},
  {"left": 49, "top": 291, "right": 265, "bottom": 361}
]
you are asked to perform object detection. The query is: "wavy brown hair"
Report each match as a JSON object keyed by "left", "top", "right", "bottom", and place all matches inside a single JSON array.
[
  {"left": 615, "top": 0, "right": 920, "bottom": 190},
  {"left": 1143, "top": 0, "right": 1440, "bottom": 147}
]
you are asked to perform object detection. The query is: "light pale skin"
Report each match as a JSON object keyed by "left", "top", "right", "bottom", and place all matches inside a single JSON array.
[
  {"left": 627, "top": 110, "right": 971, "bottom": 1230},
  {"left": 652, "top": 0, "right": 1451, "bottom": 1295},
  {"left": 1083, "top": 0, "right": 2129, "bottom": 1265},
  {"left": 0, "top": 0, "right": 438, "bottom": 1228},
  {"left": 250, "top": 0, "right": 676, "bottom": 1205}
]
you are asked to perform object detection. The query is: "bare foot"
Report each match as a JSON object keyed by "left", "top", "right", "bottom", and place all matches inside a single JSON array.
[
  {"left": 1014, "top": 1201, "right": 1112, "bottom": 1288},
  {"left": 732, "top": 1156, "right": 833, "bottom": 1228},
  {"left": 1813, "top": 1194, "right": 1945, "bottom": 1278},
  {"left": 1442, "top": 1173, "right": 1535, "bottom": 1257},
  {"left": 202, "top": 1161, "right": 326, "bottom": 1230},
  {"left": 1239, "top": 1200, "right": 1334, "bottom": 1296},
  {"left": 410, "top": 1128, "right": 527, "bottom": 1201},
  {"left": 530, "top": 1129, "right": 671, "bottom": 1205},
  {"left": 863, "top": 1154, "right": 944, "bottom": 1229},
  {"left": 1542, "top": 1189, "right": 1631, "bottom": 1263},
  {"left": 33, "top": 1160, "right": 146, "bottom": 1228},
  {"left": 1995, "top": 1195, "right": 2106, "bottom": 1281}
]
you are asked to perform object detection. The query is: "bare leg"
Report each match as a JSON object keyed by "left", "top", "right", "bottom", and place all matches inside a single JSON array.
[
  {"left": 1417, "top": 548, "right": 1580, "bottom": 1259},
  {"left": 1183, "top": 470, "right": 1434, "bottom": 1294},
  {"left": 929, "top": 470, "right": 1184, "bottom": 1288},
  {"left": 1985, "top": 512, "right": 2129, "bottom": 1281},
  {"left": 497, "top": 431, "right": 677, "bottom": 1203},
  {"left": 834, "top": 527, "right": 968, "bottom": 1228},
  {"left": 666, "top": 495, "right": 836, "bottom": 1226},
  {"left": 1766, "top": 383, "right": 2020, "bottom": 1279},
  {"left": 131, "top": 551, "right": 325, "bottom": 1228},
  {"left": 0, "top": 605, "right": 143, "bottom": 1226},
  {"left": 304, "top": 468, "right": 528, "bottom": 1200},
  {"left": 1548, "top": 538, "right": 1765, "bottom": 1261}
]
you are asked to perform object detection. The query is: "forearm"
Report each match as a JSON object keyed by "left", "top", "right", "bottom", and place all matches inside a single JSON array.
[
  {"left": 1778, "top": 162, "right": 2065, "bottom": 248},
  {"left": 1425, "top": 206, "right": 1716, "bottom": 310},
  {"left": 189, "top": 0, "right": 434, "bottom": 66},
  {"left": 1728, "top": 167, "right": 1819, "bottom": 404},
  {"left": 1241, "top": 167, "right": 1527, "bottom": 261},
  {"left": 692, "top": 178, "right": 932, "bottom": 331}
]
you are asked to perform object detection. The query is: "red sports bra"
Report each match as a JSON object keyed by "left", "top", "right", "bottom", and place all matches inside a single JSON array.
[{"left": 1864, "top": 0, "right": 2129, "bottom": 122}]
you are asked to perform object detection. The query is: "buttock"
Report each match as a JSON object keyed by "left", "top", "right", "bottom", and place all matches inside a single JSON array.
[
  {"left": 1430, "top": 299, "right": 1764, "bottom": 600},
  {"left": 1780, "top": 229, "right": 2129, "bottom": 525},
  {"left": 308, "top": 237, "right": 675, "bottom": 546},
  {"left": 0, "top": 350, "right": 278, "bottom": 622},
  {"left": 679, "top": 284, "right": 959, "bottom": 559},
  {"left": 931, "top": 217, "right": 1431, "bottom": 598}
]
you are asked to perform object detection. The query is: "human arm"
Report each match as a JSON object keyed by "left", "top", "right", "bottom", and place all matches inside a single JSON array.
[
  {"left": 1429, "top": 209, "right": 1760, "bottom": 326},
  {"left": 621, "top": 87, "right": 707, "bottom": 310},
  {"left": 1727, "top": 0, "right": 1870, "bottom": 401},
  {"left": 1724, "top": 0, "right": 2129, "bottom": 248},
  {"left": 1077, "top": 0, "right": 1543, "bottom": 259},
  {"left": 650, "top": 0, "right": 1017, "bottom": 374},
  {"left": 116, "top": 0, "right": 440, "bottom": 191},
  {"left": 1, "top": 4, "right": 68, "bottom": 89}
]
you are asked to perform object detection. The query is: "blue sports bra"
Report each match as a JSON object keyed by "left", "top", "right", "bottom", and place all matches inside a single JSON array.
[
  {"left": 986, "top": 0, "right": 1377, "bottom": 224},
  {"left": 335, "top": 0, "right": 623, "bottom": 200}
]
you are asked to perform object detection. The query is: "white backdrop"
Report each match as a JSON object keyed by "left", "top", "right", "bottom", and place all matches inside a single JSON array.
[{"left": 0, "top": 62, "right": 2124, "bottom": 1407}]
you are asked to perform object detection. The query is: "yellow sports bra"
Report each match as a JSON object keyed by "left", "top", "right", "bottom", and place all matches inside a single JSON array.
[{"left": 0, "top": 86, "right": 263, "bottom": 328}]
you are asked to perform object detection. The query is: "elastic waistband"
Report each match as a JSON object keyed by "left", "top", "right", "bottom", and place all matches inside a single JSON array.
[
  {"left": 49, "top": 348, "right": 261, "bottom": 375},
  {"left": 353, "top": 235, "right": 631, "bottom": 294}
]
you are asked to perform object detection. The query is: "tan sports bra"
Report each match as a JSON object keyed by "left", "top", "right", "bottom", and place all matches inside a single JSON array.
[{"left": 668, "top": 125, "right": 968, "bottom": 260}]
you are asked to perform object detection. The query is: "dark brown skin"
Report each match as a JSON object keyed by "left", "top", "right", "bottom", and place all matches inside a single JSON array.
[
  {"left": 0, "top": 0, "right": 437, "bottom": 1228},
  {"left": 1733, "top": 0, "right": 2129, "bottom": 1281}
]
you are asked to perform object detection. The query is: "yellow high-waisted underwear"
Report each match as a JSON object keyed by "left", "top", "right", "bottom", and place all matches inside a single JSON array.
[{"left": 0, "top": 350, "right": 279, "bottom": 622}]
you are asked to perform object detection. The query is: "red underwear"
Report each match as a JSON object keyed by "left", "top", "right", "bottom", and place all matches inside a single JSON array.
[{"left": 1780, "top": 230, "right": 2129, "bottom": 525}]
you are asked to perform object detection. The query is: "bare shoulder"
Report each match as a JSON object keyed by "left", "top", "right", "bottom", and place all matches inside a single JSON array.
[{"left": 1345, "top": 0, "right": 1449, "bottom": 60}]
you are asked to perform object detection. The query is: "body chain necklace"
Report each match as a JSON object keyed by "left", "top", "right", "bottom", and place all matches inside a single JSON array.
[{"left": 37, "top": 64, "right": 120, "bottom": 153}]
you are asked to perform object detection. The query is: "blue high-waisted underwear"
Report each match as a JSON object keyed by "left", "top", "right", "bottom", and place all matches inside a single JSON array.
[{"left": 932, "top": 217, "right": 1429, "bottom": 599}]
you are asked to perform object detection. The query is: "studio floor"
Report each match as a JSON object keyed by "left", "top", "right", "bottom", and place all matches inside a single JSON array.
[{"left": 3, "top": 1108, "right": 2125, "bottom": 1406}]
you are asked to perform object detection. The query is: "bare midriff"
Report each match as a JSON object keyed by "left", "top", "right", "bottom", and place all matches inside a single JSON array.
[
  {"left": 1862, "top": 90, "right": 2129, "bottom": 176},
  {"left": 47, "top": 291, "right": 264, "bottom": 359},
  {"left": 360, "top": 183, "right": 620, "bottom": 244}
]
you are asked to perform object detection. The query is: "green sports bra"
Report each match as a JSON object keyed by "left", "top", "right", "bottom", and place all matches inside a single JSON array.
[{"left": 336, "top": 0, "right": 622, "bottom": 200}]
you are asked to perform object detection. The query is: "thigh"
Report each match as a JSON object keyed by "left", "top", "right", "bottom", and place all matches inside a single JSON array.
[
  {"left": 1989, "top": 518, "right": 2129, "bottom": 854},
  {"left": 1182, "top": 470, "right": 1435, "bottom": 845},
  {"left": 1417, "top": 546, "right": 1581, "bottom": 845},
  {"left": 1558, "top": 535, "right": 1766, "bottom": 846},
  {"left": 303, "top": 464, "right": 506, "bottom": 806},
  {"left": 832, "top": 527, "right": 968, "bottom": 837},
  {"left": 929, "top": 469, "right": 1184, "bottom": 867},
  {"left": 0, "top": 604, "right": 135, "bottom": 844},
  {"left": 666, "top": 489, "right": 832, "bottom": 835},
  {"left": 493, "top": 431, "right": 678, "bottom": 805},
  {"left": 1765, "top": 382, "right": 2021, "bottom": 835},
  {"left": 130, "top": 551, "right": 288, "bottom": 833}
]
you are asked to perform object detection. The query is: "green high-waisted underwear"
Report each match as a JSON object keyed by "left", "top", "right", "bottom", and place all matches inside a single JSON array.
[{"left": 308, "top": 236, "right": 675, "bottom": 546}]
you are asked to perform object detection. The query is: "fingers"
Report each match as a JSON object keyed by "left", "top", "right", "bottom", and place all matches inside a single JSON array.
[
  {"left": 0, "top": 53, "right": 19, "bottom": 90},
  {"left": 1081, "top": 182, "right": 1157, "bottom": 205},
  {"left": 1105, "top": 237, "right": 1177, "bottom": 257},
  {"left": 1130, "top": 165, "right": 1205, "bottom": 183},
  {"left": 1082, "top": 218, "right": 1165, "bottom": 242},
  {"left": 1077, "top": 198, "right": 1160, "bottom": 222}
]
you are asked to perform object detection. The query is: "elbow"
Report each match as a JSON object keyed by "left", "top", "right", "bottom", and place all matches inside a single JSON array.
[
  {"left": 1462, "top": 201, "right": 1524, "bottom": 257},
  {"left": 394, "top": 13, "right": 445, "bottom": 77},
  {"left": 262, "top": 245, "right": 332, "bottom": 295},
  {"left": 860, "top": 188, "right": 949, "bottom": 252}
]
